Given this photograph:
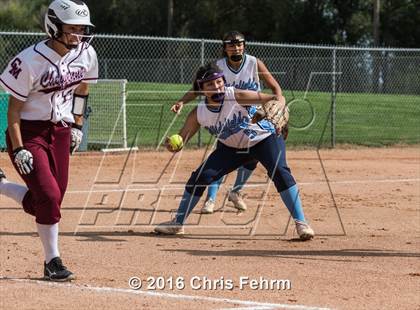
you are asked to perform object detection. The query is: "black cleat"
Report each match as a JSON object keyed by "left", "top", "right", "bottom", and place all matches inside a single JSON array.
[
  {"left": 0, "top": 168, "right": 6, "bottom": 181},
  {"left": 44, "top": 257, "right": 75, "bottom": 282}
]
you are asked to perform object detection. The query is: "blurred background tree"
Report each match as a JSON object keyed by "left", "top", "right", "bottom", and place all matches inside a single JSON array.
[
  {"left": 0, "top": 0, "right": 418, "bottom": 47},
  {"left": 0, "top": 0, "right": 47, "bottom": 30}
]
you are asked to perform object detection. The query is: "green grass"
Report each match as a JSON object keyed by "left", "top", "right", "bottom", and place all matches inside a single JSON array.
[
  {"left": 121, "top": 82, "right": 420, "bottom": 148},
  {"left": 124, "top": 82, "right": 212, "bottom": 148},
  {"left": 2, "top": 82, "right": 419, "bottom": 149}
]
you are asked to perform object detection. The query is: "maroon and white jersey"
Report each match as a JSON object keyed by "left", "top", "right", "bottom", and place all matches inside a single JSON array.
[{"left": 0, "top": 40, "right": 98, "bottom": 123}]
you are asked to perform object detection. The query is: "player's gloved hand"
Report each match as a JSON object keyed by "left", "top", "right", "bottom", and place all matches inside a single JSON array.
[
  {"left": 70, "top": 124, "right": 83, "bottom": 154},
  {"left": 253, "top": 99, "right": 289, "bottom": 137},
  {"left": 13, "top": 147, "right": 34, "bottom": 175},
  {"left": 171, "top": 101, "right": 184, "bottom": 114}
]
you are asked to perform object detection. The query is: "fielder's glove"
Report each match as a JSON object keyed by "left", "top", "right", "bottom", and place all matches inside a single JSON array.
[
  {"left": 70, "top": 124, "right": 83, "bottom": 154},
  {"left": 13, "top": 147, "right": 34, "bottom": 175},
  {"left": 253, "top": 99, "right": 289, "bottom": 136}
]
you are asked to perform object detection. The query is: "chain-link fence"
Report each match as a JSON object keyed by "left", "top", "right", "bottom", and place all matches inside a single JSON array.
[{"left": 1, "top": 31, "right": 419, "bottom": 149}]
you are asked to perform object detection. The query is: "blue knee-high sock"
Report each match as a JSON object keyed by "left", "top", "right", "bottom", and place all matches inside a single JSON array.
[
  {"left": 175, "top": 190, "right": 202, "bottom": 224},
  {"left": 232, "top": 167, "right": 254, "bottom": 192},
  {"left": 279, "top": 184, "right": 306, "bottom": 222},
  {"left": 206, "top": 177, "right": 223, "bottom": 201}
]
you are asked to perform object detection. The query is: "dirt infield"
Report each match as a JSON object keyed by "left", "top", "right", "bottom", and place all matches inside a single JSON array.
[{"left": 1, "top": 146, "right": 419, "bottom": 310}]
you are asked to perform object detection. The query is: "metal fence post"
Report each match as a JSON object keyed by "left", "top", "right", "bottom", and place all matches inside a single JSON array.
[
  {"left": 331, "top": 48, "right": 337, "bottom": 148},
  {"left": 2, "top": 32, "right": 420, "bottom": 149},
  {"left": 198, "top": 39, "right": 205, "bottom": 148},
  {"left": 122, "top": 79, "right": 128, "bottom": 149}
]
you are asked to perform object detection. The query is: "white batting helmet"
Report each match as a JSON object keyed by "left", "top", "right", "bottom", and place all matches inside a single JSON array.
[{"left": 44, "top": 0, "right": 94, "bottom": 39}]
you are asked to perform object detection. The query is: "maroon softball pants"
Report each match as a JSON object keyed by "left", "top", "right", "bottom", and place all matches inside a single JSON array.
[{"left": 6, "top": 120, "right": 71, "bottom": 225}]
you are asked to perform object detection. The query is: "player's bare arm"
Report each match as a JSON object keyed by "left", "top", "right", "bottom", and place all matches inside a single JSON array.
[
  {"left": 165, "top": 107, "right": 200, "bottom": 152},
  {"left": 7, "top": 96, "right": 25, "bottom": 150},
  {"left": 178, "top": 107, "right": 200, "bottom": 143},
  {"left": 69, "top": 82, "right": 89, "bottom": 154},
  {"left": 235, "top": 89, "right": 288, "bottom": 131},
  {"left": 234, "top": 89, "right": 285, "bottom": 107},
  {"left": 257, "top": 59, "right": 282, "bottom": 98},
  {"left": 171, "top": 88, "right": 199, "bottom": 114},
  {"left": 257, "top": 59, "right": 289, "bottom": 138},
  {"left": 7, "top": 96, "right": 34, "bottom": 174},
  {"left": 171, "top": 60, "right": 219, "bottom": 114},
  {"left": 73, "top": 82, "right": 89, "bottom": 126}
]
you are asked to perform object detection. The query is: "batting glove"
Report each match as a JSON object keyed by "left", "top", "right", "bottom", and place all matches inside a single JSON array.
[
  {"left": 13, "top": 147, "right": 34, "bottom": 175},
  {"left": 70, "top": 125, "right": 83, "bottom": 154}
]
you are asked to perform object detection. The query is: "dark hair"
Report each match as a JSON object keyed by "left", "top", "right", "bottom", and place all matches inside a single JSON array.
[
  {"left": 193, "top": 62, "right": 224, "bottom": 91},
  {"left": 222, "top": 30, "right": 245, "bottom": 42},
  {"left": 221, "top": 30, "right": 245, "bottom": 57}
]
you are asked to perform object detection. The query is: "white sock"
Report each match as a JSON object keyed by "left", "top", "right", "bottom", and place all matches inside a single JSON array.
[
  {"left": 36, "top": 223, "right": 60, "bottom": 264},
  {"left": 0, "top": 179, "right": 28, "bottom": 205}
]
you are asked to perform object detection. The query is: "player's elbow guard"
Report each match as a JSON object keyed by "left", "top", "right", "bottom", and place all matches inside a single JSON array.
[{"left": 72, "top": 94, "right": 88, "bottom": 116}]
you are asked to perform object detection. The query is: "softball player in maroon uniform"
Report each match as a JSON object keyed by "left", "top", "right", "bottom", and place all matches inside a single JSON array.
[{"left": 0, "top": 0, "right": 98, "bottom": 281}]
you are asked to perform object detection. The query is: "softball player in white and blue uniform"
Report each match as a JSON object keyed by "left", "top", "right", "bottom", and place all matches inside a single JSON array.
[
  {"left": 172, "top": 31, "right": 283, "bottom": 214},
  {"left": 155, "top": 63, "right": 314, "bottom": 240}
]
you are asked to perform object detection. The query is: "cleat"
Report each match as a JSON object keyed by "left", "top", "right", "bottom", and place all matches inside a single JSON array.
[
  {"left": 228, "top": 190, "right": 247, "bottom": 211},
  {"left": 44, "top": 257, "right": 75, "bottom": 282},
  {"left": 154, "top": 220, "right": 184, "bottom": 235},
  {"left": 201, "top": 199, "right": 215, "bottom": 214},
  {"left": 295, "top": 220, "right": 315, "bottom": 241}
]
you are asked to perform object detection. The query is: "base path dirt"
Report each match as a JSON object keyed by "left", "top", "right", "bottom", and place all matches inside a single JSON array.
[{"left": 1, "top": 146, "right": 419, "bottom": 310}]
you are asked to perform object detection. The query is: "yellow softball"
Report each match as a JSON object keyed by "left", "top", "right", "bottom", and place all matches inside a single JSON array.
[{"left": 168, "top": 134, "right": 184, "bottom": 151}]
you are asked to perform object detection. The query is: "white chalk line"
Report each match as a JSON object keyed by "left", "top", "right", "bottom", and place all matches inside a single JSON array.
[
  {"left": 217, "top": 307, "right": 274, "bottom": 310},
  {"left": 66, "top": 177, "right": 420, "bottom": 194},
  {"left": 0, "top": 276, "right": 330, "bottom": 310}
]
